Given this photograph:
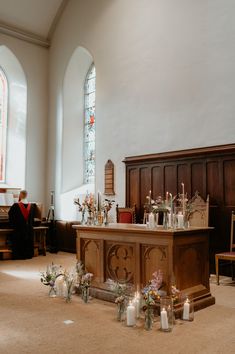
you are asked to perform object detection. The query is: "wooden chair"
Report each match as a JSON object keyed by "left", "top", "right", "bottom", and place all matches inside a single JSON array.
[
  {"left": 215, "top": 211, "right": 235, "bottom": 285},
  {"left": 116, "top": 204, "right": 136, "bottom": 224},
  {"left": 187, "top": 192, "right": 209, "bottom": 227}
]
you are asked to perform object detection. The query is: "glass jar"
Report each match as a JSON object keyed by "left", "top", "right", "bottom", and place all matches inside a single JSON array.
[
  {"left": 160, "top": 296, "right": 174, "bottom": 332},
  {"left": 181, "top": 294, "right": 194, "bottom": 321}
]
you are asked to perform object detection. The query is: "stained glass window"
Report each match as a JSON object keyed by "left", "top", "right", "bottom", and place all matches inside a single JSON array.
[
  {"left": 0, "top": 68, "right": 8, "bottom": 183},
  {"left": 84, "top": 63, "right": 96, "bottom": 184}
]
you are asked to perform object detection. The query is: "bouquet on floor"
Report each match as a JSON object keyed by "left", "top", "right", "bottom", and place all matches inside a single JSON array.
[
  {"left": 80, "top": 272, "right": 93, "bottom": 303},
  {"left": 108, "top": 280, "right": 133, "bottom": 321},
  {"left": 40, "top": 262, "right": 63, "bottom": 297}
]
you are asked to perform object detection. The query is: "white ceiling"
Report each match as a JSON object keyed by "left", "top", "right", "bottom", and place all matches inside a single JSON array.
[{"left": 0, "top": 0, "right": 66, "bottom": 41}]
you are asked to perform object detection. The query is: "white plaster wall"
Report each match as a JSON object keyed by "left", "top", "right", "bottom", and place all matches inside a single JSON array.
[
  {"left": 0, "top": 33, "right": 48, "bottom": 210},
  {"left": 48, "top": 0, "right": 235, "bottom": 219}
]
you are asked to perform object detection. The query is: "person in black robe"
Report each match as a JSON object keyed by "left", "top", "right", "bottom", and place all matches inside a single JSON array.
[{"left": 8, "top": 190, "right": 36, "bottom": 260}]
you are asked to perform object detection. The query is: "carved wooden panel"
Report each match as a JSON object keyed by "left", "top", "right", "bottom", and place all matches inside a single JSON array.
[
  {"left": 141, "top": 244, "right": 168, "bottom": 289},
  {"left": 105, "top": 241, "right": 135, "bottom": 283},
  {"left": 175, "top": 243, "right": 207, "bottom": 290},
  {"left": 81, "top": 239, "right": 101, "bottom": 282}
]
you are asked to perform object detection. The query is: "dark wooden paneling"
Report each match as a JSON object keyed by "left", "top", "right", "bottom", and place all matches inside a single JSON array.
[
  {"left": 206, "top": 161, "right": 221, "bottom": 204},
  {"left": 164, "top": 165, "right": 177, "bottom": 196},
  {"left": 151, "top": 166, "right": 163, "bottom": 198},
  {"left": 224, "top": 159, "right": 235, "bottom": 206},
  {"left": 191, "top": 162, "right": 205, "bottom": 198},
  {"left": 124, "top": 144, "right": 235, "bottom": 275},
  {"left": 140, "top": 167, "right": 150, "bottom": 216},
  {"left": 128, "top": 168, "right": 139, "bottom": 208},
  {"left": 178, "top": 164, "right": 191, "bottom": 196}
]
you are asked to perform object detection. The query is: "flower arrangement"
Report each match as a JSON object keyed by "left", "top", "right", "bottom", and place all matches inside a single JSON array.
[
  {"left": 141, "top": 270, "right": 165, "bottom": 330},
  {"left": 74, "top": 193, "right": 96, "bottom": 213},
  {"left": 102, "top": 199, "right": 115, "bottom": 212},
  {"left": 80, "top": 272, "right": 93, "bottom": 303},
  {"left": 107, "top": 280, "right": 133, "bottom": 321},
  {"left": 40, "top": 263, "right": 63, "bottom": 297}
]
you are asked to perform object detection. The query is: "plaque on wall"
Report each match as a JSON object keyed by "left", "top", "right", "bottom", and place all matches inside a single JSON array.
[{"left": 104, "top": 160, "right": 115, "bottom": 195}]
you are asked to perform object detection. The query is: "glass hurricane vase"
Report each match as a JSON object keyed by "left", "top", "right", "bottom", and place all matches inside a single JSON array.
[
  {"left": 49, "top": 285, "right": 57, "bottom": 298},
  {"left": 144, "top": 307, "right": 154, "bottom": 331},
  {"left": 116, "top": 302, "right": 126, "bottom": 322}
]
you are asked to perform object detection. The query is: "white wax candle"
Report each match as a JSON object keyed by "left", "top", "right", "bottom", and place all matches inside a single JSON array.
[
  {"left": 126, "top": 303, "right": 136, "bottom": 326},
  {"left": 178, "top": 213, "right": 184, "bottom": 228},
  {"left": 149, "top": 190, "right": 151, "bottom": 204},
  {"left": 148, "top": 212, "right": 155, "bottom": 229},
  {"left": 183, "top": 299, "right": 190, "bottom": 320},
  {"left": 134, "top": 293, "right": 141, "bottom": 318},
  {"left": 161, "top": 307, "right": 169, "bottom": 330}
]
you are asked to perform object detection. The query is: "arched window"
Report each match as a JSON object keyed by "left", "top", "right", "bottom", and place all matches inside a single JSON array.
[
  {"left": 0, "top": 67, "right": 8, "bottom": 183},
  {"left": 84, "top": 63, "right": 96, "bottom": 184}
]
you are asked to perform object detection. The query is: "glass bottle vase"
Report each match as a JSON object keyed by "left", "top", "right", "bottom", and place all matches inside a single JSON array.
[{"left": 82, "top": 286, "right": 90, "bottom": 303}]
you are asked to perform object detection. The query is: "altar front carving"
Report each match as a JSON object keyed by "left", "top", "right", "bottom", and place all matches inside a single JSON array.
[{"left": 74, "top": 223, "right": 215, "bottom": 311}]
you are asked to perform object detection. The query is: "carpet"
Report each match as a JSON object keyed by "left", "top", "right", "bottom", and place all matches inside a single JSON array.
[{"left": 0, "top": 252, "right": 235, "bottom": 354}]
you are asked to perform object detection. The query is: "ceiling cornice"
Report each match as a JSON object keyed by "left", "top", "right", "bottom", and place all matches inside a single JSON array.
[
  {"left": 0, "top": 20, "right": 50, "bottom": 48},
  {"left": 0, "top": 0, "right": 70, "bottom": 48}
]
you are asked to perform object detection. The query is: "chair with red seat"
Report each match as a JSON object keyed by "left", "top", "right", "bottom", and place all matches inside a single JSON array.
[
  {"left": 116, "top": 204, "right": 136, "bottom": 224},
  {"left": 215, "top": 211, "right": 235, "bottom": 285}
]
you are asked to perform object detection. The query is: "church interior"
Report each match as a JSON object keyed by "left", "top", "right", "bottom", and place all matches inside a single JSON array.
[{"left": 0, "top": 1, "right": 235, "bottom": 353}]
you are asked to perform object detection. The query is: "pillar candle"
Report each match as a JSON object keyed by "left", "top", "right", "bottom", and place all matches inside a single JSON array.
[
  {"left": 134, "top": 292, "right": 141, "bottom": 318},
  {"left": 97, "top": 191, "right": 101, "bottom": 212},
  {"left": 161, "top": 307, "right": 169, "bottom": 330},
  {"left": 183, "top": 298, "right": 190, "bottom": 320},
  {"left": 149, "top": 212, "right": 155, "bottom": 229},
  {"left": 181, "top": 182, "right": 185, "bottom": 215},
  {"left": 126, "top": 302, "right": 136, "bottom": 326}
]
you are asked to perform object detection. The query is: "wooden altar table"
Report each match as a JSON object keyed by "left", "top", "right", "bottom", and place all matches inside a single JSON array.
[{"left": 73, "top": 223, "right": 215, "bottom": 310}]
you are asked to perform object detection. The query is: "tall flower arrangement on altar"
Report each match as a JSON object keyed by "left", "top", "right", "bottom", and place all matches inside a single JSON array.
[
  {"left": 102, "top": 198, "right": 115, "bottom": 225},
  {"left": 74, "top": 193, "right": 96, "bottom": 224}
]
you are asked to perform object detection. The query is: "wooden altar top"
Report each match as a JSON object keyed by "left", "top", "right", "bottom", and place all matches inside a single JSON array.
[{"left": 73, "top": 223, "right": 213, "bottom": 236}]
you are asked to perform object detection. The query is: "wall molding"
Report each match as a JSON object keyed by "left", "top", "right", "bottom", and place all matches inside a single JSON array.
[{"left": 0, "top": 0, "right": 70, "bottom": 48}]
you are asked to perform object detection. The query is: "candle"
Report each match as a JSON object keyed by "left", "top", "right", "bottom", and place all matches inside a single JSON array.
[
  {"left": 134, "top": 292, "right": 141, "bottom": 318},
  {"left": 161, "top": 307, "right": 169, "bottom": 330},
  {"left": 178, "top": 212, "right": 184, "bottom": 228},
  {"left": 149, "top": 190, "right": 151, "bottom": 204},
  {"left": 97, "top": 191, "right": 101, "bottom": 212},
  {"left": 149, "top": 212, "right": 155, "bottom": 229},
  {"left": 166, "top": 191, "right": 169, "bottom": 203},
  {"left": 181, "top": 183, "right": 185, "bottom": 215},
  {"left": 126, "top": 302, "right": 136, "bottom": 326},
  {"left": 183, "top": 298, "right": 190, "bottom": 320}
]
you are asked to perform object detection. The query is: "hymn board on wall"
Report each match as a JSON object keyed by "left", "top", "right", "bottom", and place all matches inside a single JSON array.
[{"left": 104, "top": 160, "right": 115, "bottom": 195}]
